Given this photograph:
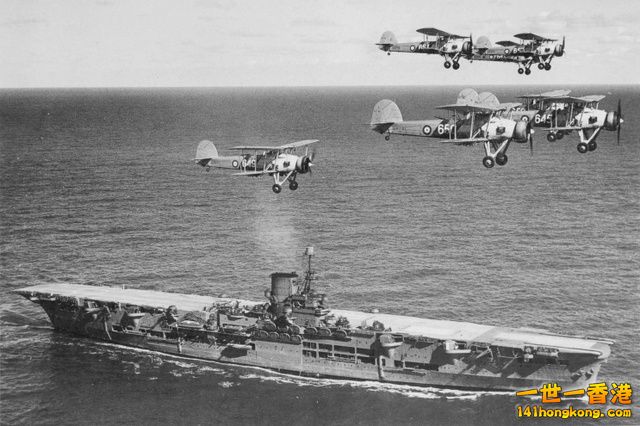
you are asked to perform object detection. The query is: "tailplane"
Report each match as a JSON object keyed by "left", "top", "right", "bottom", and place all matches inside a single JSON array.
[
  {"left": 195, "top": 140, "right": 218, "bottom": 167},
  {"left": 371, "top": 100, "right": 403, "bottom": 134},
  {"left": 376, "top": 31, "right": 398, "bottom": 51}
]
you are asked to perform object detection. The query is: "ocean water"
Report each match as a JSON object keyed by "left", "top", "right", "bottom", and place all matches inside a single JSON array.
[{"left": 0, "top": 86, "right": 638, "bottom": 425}]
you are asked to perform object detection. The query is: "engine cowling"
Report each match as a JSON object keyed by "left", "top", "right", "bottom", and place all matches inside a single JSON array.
[
  {"left": 554, "top": 43, "right": 564, "bottom": 57},
  {"left": 296, "top": 156, "right": 312, "bottom": 174},
  {"left": 513, "top": 120, "right": 530, "bottom": 143},
  {"left": 462, "top": 40, "right": 472, "bottom": 54},
  {"left": 604, "top": 111, "right": 619, "bottom": 131}
]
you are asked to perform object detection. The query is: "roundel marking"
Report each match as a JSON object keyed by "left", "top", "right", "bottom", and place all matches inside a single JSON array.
[
  {"left": 521, "top": 115, "right": 529, "bottom": 122},
  {"left": 422, "top": 125, "right": 432, "bottom": 135},
  {"left": 504, "top": 48, "right": 509, "bottom": 54},
  {"left": 232, "top": 160, "right": 239, "bottom": 168},
  {"left": 410, "top": 45, "right": 416, "bottom": 51}
]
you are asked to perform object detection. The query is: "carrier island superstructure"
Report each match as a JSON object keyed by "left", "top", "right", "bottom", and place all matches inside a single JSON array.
[{"left": 14, "top": 248, "right": 612, "bottom": 391}]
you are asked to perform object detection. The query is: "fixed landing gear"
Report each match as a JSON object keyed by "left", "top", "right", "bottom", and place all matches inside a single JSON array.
[
  {"left": 272, "top": 184, "right": 282, "bottom": 194},
  {"left": 387, "top": 52, "right": 391, "bottom": 56},
  {"left": 495, "top": 154, "right": 508, "bottom": 166},
  {"left": 538, "top": 63, "right": 545, "bottom": 70},
  {"left": 577, "top": 143, "right": 588, "bottom": 154},
  {"left": 482, "top": 156, "right": 495, "bottom": 168},
  {"left": 525, "top": 68, "right": 531, "bottom": 75},
  {"left": 588, "top": 141, "right": 597, "bottom": 151},
  {"left": 556, "top": 132, "right": 564, "bottom": 140},
  {"left": 444, "top": 61, "right": 451, "bottom": 69},
  {"left": 385, "top": 135, "right": 390, "bottom": 141},
  {"left": 547, "top": 133, "right": 557, "bottom": 142},
  {"left": 518, "top": 68, "right": 524, "bottom": 75},
  {"left": 289, "top": 181, "right": 299, "bottom": 191},
  {"left": 545, "top": 63, "right": 551, "bottom": 71},
  {"left": 452, "top": 62, "right": 460, "bottom": 70}
]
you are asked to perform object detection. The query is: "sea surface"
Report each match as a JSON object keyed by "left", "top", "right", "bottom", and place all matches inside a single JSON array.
[{"left": 1, "top": 86, "right": 638, "bottom": 425}]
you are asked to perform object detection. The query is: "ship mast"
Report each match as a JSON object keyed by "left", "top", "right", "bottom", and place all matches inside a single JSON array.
[{"left": 302, "top": 246, "right": 315, "bottom": 294}]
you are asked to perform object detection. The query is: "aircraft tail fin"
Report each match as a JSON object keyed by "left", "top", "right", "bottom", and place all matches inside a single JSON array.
[
  {"left": 376, "top": 31, "right": 398, "bottom": 50},
  {"left": 475, "top": 35, "right": 492, "bottom": 50},
  {"left": 195, "top": 140, "right": 218, "bottom": 167},
  {"left": 370, "top": 99, "right": 403, "bottom": 134}
]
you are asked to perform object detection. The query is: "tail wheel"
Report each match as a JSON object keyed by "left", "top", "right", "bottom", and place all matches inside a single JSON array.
[
  {"left": 496, "top": 155, "right": 508, "bottom": 166},
  {"left": 547, "top": 133, "right": 557, "bottom": 142},
  {"left": 452, "top": 62, "right": 460, "bottom": 70},
  {"left": 517, "top": 68, "right": 524, "bottom": 75},
  {"left": 289, "top": 181, "right": 299, "bottom": 191},
  {"left": 272, "top": 184, "right": 282, "bottom": 193},
  {"left": 444, "top": 61, "right": 451, "bottom": 69},
  {"left": 588, "top": 141, "right": 597, "bottom": 151},
  {"left": 537, "top": 63, "right": 545, "bottom": 70},
  {"left": 482, "top": 156, "right": 495, "bottom": 169},
  {"left": 544, "top": 63, "right": 551, "bottom": 71},
  {"left": 577, "top": 143, "right": 588, "bottom": 154}
]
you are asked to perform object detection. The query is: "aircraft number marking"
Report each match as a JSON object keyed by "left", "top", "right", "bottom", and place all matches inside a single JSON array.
[
  {"left": 534, "top": 114, "right": 552, "bottom": 124},
  {"left": 422, "top": 125, "right": 432, "bottom": 135},
  {"left": 437, "top": 124, "right": 453, "bottom": 135}
]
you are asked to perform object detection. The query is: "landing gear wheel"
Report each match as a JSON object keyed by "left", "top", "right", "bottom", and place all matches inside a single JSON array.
[
  {"left": 444, "top": 61, "right": 451, "bottom": 69},
  {"left": 289, "top": 181, "right": 299, "bottom": 191},
  {"left": 482, "top": 156, "right": 495, "bottom": 169},
  {"left": 547, "top": 133, "right": 557, "bottom": 142},
  {"left": 537, "top": 63, "right": 545, "bottom": 70},
  {"left": 272, "top": 184, "right": 282, "bottom": 194},
  {"left": 544, "top": 63, "right": 551, "bottom": 71},
  {"left": 556, "top": 132, "right": 564, "bottom": 140},
  {"left": 452, "top": 62, "right": 460, "bottom": 70},
  {"left": 577, "top": 143, "right": 588, "bottom": 154},
  {"left": 496, "top": 155, "right": 508, "bottom": 166},
  {"left": 588, "top": 141, "right": 597, "bottom": 151},
  {"left": 525, "top": 68, "right": 531, "bottom": 75},
  {"left": 387, "top": 52, "right": 391, "bottom": 56},
  {"left": 518, "top": 68, "right": 524, "bottom": 75},
  {"left": 385, "top": 135, "right": 390, "bottom": 141}
]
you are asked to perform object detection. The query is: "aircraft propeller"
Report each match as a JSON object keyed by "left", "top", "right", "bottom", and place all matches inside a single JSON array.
[{"left": 617, "top": 99, "right": 623, "bottom": 145}]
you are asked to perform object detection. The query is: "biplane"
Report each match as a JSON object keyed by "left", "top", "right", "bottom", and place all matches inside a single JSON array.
[
  {"left": 512, "top": 33, "right": 566, "bottom": 72},
  {"left": 526, "top": 95, "right": 623, "bottom": 152},
  {"left": 516, "top": 89, "right": 577, "bottom": 135},
  {"left": 377, "top": 27, "right": 472, "bottom": 70},
  {"left": 194, "top": 139, "right": 318, "bottom": 193},
  {"left": 469, "top": 33, "right": 564, "bottom": 75},
  {"left": 370, "top": 89, "right": 535, "bottom": 168}
]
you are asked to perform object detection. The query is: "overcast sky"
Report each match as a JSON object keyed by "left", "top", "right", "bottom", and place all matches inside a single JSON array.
[{"left": 1, "top": 0, "right": 639, "bottom": 87}]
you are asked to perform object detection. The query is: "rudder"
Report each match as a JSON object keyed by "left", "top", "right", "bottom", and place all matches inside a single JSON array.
[
  {"left": 195, "top": 140, "right": 218, "bottom": 167},
  {"left": 370, "top": 100, "right": 403, "bottom": 134}
]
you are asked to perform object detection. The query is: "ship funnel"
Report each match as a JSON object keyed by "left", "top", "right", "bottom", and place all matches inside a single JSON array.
[{"left": 270, "top": 272, "right": 298, "bottom": 303}]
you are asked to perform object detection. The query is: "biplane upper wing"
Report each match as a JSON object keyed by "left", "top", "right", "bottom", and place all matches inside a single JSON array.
[
  {"left": 435, "top": 103, "right": 498, "bottom": 114},
  {"left": 229, "top": 146, "right": 280, "bottom": 151},
  {"left": 416, "top": 27, "right": 466, "bottom": 38},
  {"left": 514, "top": 32, "right": 556, "bottom": 42},
  {"left": 230, "top": 139, "right": 318, "bottom": 152},
  {"left": 278, "top": 139, "right": 319, "bottom": 149},
  {"left": 495, "top": 40, "right": 519, "bottom": 47},
  {"left": 577, "top": 95, "right": 606, "bottom": 103},
  {"left": 518, "top": 89, "right": 571, "bottom": 99}
]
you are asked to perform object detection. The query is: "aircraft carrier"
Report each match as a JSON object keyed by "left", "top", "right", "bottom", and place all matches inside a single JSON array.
[{"left": 14, "top": 248, "right": 612, "bottom": 391}]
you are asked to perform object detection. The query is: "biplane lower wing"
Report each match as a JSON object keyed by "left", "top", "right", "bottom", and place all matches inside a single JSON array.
[{"left": 232, "top": 170, "right": 270, "bottom": 176}]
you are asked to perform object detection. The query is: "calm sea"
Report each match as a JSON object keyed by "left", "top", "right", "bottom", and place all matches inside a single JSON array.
[{"left": 1, "top": 86, "right": 638, "bottom": 425}]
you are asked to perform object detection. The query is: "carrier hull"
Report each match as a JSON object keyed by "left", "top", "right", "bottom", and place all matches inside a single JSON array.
[{"left": 14, "top": 283, "right": 611, "bottom": 392}]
